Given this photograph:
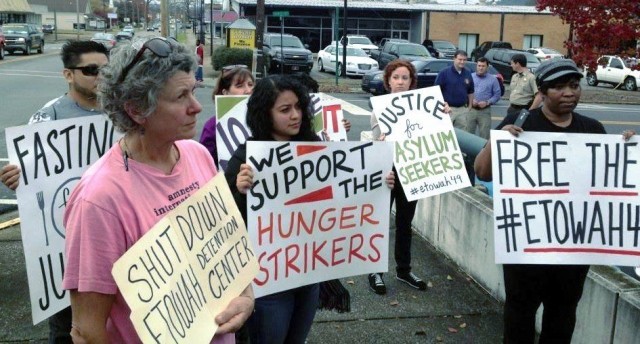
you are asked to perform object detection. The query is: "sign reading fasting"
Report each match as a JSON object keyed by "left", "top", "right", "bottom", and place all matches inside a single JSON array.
[
  {"left": 370, "top": 86, "right": 470, "bottom": 201},
  {"left": 4, "top": 115, "right": 120, "bottom": 324},
  {"left": 112, "top": 174, "right": 259, "bottom": 343},
  {"left": 491, "top": 130, "right": 640, "bottom": 266},
  {"left": 246, "top": 141, "right": 393, "bottom": 297}
]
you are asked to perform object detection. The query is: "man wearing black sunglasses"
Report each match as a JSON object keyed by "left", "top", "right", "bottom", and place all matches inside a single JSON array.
[{"left": 0, "top": 40, "right": 108, "bottom": 344}]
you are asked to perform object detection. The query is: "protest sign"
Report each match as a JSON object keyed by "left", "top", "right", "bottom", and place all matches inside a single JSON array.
[
  {"left": 370, "top": 86, "right": 470, "bottom": 201},
  {"left": 246, "top": 141, "right": 393, "bottom": 297},
  {"left": 321, "top": 102, "right": 348, "bottom": 142},
  {"left": 112, "top": 174, "right": 259, "bottom": 343},
  {"left": 215, "top": 95, "right": 250, "bottom": 171},
  {"left": 491, "top": 130, "right": 640, "bottom": 266},
  {"left": 4, "top": 115, "right": 121, "bottom": 324},
  {"left": 214, "top": 93, "right": 328, "bottom": 170}
]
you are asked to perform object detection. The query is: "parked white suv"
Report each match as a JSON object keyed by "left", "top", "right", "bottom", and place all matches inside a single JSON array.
[
  {"left": 340, "top": 35, "right": 378, "bottom": 56},
  {"left": 586, "top": 55, "right": 639, "bottom": 91}
]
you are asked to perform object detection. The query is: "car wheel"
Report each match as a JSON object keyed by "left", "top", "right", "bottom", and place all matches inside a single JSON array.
[
  {"left": 624, "top": 77, "right": 637, "bottom": 91},
  {"left": 0, "top": 46, "right": 4, "bottom": 60},
  {"left": 337, "top": 63, "right": 343, "bottom": 77},
  {"left": 318, "top": 59, "right": 324, "bottom": 72},
  {"left": 586, "top": 73, "right": 598, "bottom": 86},
  {"left": 38, "top": 41, "right": 44, "bottom": 54},
  {"left": 24, "top": 43, "right": 31, "bottom": 55}
]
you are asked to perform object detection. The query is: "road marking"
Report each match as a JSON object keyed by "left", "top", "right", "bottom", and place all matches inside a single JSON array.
[
  {"left": 321, "top": 93, "right": 370, "bottom": 116},
  {"left": 491, "top": 116, "right": 640, "bottom": 126},
  {"left": 0, "top": 218, "right": 20, "bottom": 231},
  {"left": 0, "top": 51, "right": 58, "bottom": 65},
  {"left": 0, "top": 199, "right": 18, "bottom": 205},
  {"left": 0, "top": 72, "right": 62, "bottom": 78},
  {"left": 0, "top": 69, "right": 61, "bottom": 75},
  {"left": 0, "top": 158, "right": 8, "bottom": 162}
]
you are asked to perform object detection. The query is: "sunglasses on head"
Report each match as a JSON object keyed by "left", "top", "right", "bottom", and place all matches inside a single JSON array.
[
  {"left": 68, "top": 64, "right": 101, "bottom": 76},
  {"left": 119, "top": 37, "right": 179, "bottom": 82},
  {"left": 222, "top": 64, "right": 249, "bottom": 76}
]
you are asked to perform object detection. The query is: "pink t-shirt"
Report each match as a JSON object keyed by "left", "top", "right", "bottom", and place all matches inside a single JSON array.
[{"left": 63, "top": 139, "right": 234, "bottom": 344}]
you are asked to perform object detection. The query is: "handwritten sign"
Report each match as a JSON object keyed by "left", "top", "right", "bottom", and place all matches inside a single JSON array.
[
  {"left": 215, "top": 95, "right": 250, "bottom": 171},
  {"left": 321, "top": 102, "right": 347, "bottom": 142},
  {"left": 112, "top": 174, "right": 259, "bottom": 343},
  {"left": 215, "top": 93, "right": 334, "bottom": 170},
  {"left": 491, "top": 130, "right": 640, "bottom": 266},
  {"left": 246, "top": 141, "right": 393, "bottom": 297},
  {"left": 371, "top": 86, "right": 470, "bottom": 201},
  {"left": 4, "top": 115, "right": 121, "bottom": 324}
]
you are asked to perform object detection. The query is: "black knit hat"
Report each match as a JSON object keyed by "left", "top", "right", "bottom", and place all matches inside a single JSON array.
[{"left": 535, "top": 58, "right": 583, "bottom": 85}]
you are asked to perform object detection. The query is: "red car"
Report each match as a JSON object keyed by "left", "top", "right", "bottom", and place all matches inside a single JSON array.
[{"left": 0, "top": 26, "right": 5, "bottom": 60}]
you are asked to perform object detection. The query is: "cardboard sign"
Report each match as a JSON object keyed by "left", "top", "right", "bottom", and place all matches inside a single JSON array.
[
  {"left": 491, "top": 130, "right": 640, "bottom": 266},
  {"left": 246, "top": 141, "right": 393, "bottom": 297},
  {"left": 112, "top": 174, "right": 259, "bottom": 343},
  {"left": 215, "top": 95, "right": 251, "bottom": 171},
  {"left": 371, "top": 87, "right": 470, "bottom": 201},
  {"left": 4, "top": 115, "right": 121, "bottom": 324}
]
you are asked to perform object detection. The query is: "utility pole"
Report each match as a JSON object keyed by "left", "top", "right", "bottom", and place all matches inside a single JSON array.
[
  {"left": 103, "top": 0, "right": 107, "bottom": 32},
  {"left": 255, "top": 0, "right": 265, "bottom": 79},
  {"left": 75, "top": 0, "right": 80, "bottom": 40},
  {"left": 161, "top": 0, "right": 168, "bottom": 37},
  {"left": 341, "top": 0, "right": 347, "bottom": 78}
]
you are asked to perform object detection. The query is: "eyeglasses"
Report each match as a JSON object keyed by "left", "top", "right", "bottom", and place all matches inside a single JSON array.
[
  {"left": 119, "top": 37, "right": 179, "bottom": 82},
  {"left": 67, "top": 64, "right": 101, "bottom": 76},
  {"left": 221, "top": 64, "right": 249, "bottom": 76}
]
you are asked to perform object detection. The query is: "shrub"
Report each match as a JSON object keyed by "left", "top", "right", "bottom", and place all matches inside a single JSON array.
[{"left": 211, "top": 46, "right": 253, "bottom": 71}]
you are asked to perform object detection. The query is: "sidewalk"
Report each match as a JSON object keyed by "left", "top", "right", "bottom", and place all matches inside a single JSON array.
[{"left": 0, "top": 206, "right": 503, "bottom": 343}]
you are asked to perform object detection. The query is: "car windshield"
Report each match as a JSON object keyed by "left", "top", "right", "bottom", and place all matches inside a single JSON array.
[
  {"left": 624, "top": 58, "right": 638, "bottom": 68},
  {"left": 270, "top": 36, "right": 303, "bottom": 48},
  {"left": 540, "top": 48, "right": 560, "bottom": 54},
  {"left": 4, "top": 25, "right": 28, "bottom": 34},
  {"left": 525, "top": 54, "right": 539, "bottom": 63},
  {"left": 434, "top": 41, "right": 455, "bottom": 50},
  {"left": 335, "top": 47, "right": 368, "bottom": 57},
  {"left": 398, "top": 45, "right": 430, "bottom": 57},
  {"left": 350, "top": 37, "right": 372, "bottom": 45}
]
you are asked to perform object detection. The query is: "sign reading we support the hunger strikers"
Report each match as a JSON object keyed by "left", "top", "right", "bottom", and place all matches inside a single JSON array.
[
  {"left": 370, "top": 86, "right": 471, "bottom": 202},
  {"left": 215, "top": 93, "right": 336, "bottom": 170},
  {"left": 491, "top": 130, "right": 640, "bottom": 266},
  {"left": 112, "top": 174, "right": 259, "bottom": 343},
  {"left": 246, "top": 141, "right": 393, "bottom": 297},
  {"left": 4, "top": 115, "right": 121, "bottom": 324}
]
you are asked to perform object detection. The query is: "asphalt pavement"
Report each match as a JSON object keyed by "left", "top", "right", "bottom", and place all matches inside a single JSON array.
[{"left": 0, "top": 206, "right": 503, "bottom": 343}]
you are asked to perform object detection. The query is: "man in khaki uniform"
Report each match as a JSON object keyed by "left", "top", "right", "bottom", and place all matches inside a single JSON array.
[{"left": 507, "top": 53, "right": 542, "bottom": 116}]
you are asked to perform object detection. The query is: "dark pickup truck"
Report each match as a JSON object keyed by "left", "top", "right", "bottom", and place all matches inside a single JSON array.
[
  {"left": 3, "top": 23, "right": 44, "bottom": 55},
  {"left": 371, "top": 41, "right": 434, "bottom": 69}
]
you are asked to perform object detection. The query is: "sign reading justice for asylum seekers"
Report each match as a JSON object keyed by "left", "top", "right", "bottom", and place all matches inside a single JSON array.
[
  {"left": 4, "top": 115, "right": 121, "bottom": 324},
  {"left": 370, "top": 86, "right": 470, "bottom": 202},
  {"left": 246, "top": 141, "right": 393, "bottom": 297},
  {"left": 491, "top": 130, "right": 640, "bottom": 266},
  {"left": 112, "top": 174, "right": 259, "bottom": 343}
]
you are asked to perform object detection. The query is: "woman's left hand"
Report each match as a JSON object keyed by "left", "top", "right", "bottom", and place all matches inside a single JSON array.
[
  {"left": 342, "top": 119, "right": 352, "bottom": 132},
  {"left": 215, "top": 286, "right": 255, "bottom": 334},
  {"left": 385, "top": 170, "right": 395, "bottom": 189},
  {"left": 622, "top": 129, "right": 636, "bottom": 141}
]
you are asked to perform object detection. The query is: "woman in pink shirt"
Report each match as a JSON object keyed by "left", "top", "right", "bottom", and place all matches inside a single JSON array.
[{"left": 62, "top": 37, "right": 254, "bottom": 343}]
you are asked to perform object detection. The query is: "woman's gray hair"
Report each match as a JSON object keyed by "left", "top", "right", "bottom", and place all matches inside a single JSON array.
[{"left": 98, "top": 38, "right": 197, "bottom": 133}]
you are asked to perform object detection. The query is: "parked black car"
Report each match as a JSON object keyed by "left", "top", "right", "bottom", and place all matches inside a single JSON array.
[
  {"left": 3, "top": 23, "right": 44, "bottom": 55},
  {"left": 483, "top": 48, "right": 540, "bottom": 82},
  {"left": 362, "top": 60, "right": 504, "bottom": 96},
  {"left": 470, "top": 41, "right": 512, "bottom": 61},
  {"left": 432, "top": 40, "right": 457, "bottom": 59},
  {"left": 263, "top": 32, "right": 314, "bottom": 74},
  {"left": 42, "top": 24, "right": 55, "bottom": 34}
]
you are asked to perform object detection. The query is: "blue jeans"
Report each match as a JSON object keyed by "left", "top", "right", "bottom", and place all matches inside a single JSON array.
[
  {"left": 195, "top": 65, "right": 204, "bottom": 81},
  {"left": 49, "top": 306, "right": 72, "bottom": 344},
  {"left": 248, "top": 283, "right": 319, "bottom": 344}
]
